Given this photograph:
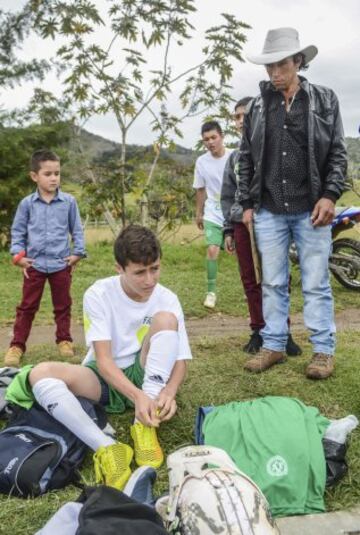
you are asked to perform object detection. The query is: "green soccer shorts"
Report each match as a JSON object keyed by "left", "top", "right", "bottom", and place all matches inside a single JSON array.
[
  {"left": 204, "top": 219, "right": 224, "bottom": 248},
  {"left": 86, "top": 352, "right": 145, "bottom": 414}
]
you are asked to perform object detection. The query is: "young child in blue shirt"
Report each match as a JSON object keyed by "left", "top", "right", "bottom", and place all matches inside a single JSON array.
[{"left": 4, "top": 149, "right": 86, "bottom": 366}]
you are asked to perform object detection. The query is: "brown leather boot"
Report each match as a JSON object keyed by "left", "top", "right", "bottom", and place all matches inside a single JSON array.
[
  {"left": 244, "top": 348, "right": 286, "bottom": 373},
  {"left": 306, "top": 353, "right": 334, "bottom": 379}
]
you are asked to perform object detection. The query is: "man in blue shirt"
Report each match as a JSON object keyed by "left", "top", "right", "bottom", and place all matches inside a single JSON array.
[{"left": 4, "top": 149, "right": 86, "bottom": 366}]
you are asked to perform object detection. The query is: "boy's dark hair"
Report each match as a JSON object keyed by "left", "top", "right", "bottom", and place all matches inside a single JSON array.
[
  {"left": 30, "top": 150, "right": 60, "bottom": 173},
  {"left": 114, "top": 225, "right": 162, "bottom": 268},
  {"left": 201, "top": 121, "right": 223, "bottom": 136},
  {"left": 234, "top": 96, "right": 253, "bottom": 110}
]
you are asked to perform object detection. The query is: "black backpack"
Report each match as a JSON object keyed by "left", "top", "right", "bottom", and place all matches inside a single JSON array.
[
  {"left": 76, "top": 485, "right": 169, "bottom": 535},
  {"left": 0, "top": 398, "right": 107, "bottom": 497},
  {"left": 37, "top": 485, "right": 169, "bottom": 535}
]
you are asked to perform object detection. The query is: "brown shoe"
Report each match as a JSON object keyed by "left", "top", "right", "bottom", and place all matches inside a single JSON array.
[
  {"left": 306, "top": 353, "right": 334, "bottom": 379},
  {"left": 58, "top": 341, "right": 74, "bottom": 358},
  {"left": 4, "top": 346, "right": 24, "bottom": 367},
  {"left": 244, "top": 348, "right": 285, "bottom": 373}
]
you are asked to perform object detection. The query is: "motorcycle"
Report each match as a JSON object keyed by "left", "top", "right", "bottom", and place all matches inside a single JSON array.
[{"left": 289, "top": 207, "right": 360, "bottom": 291}]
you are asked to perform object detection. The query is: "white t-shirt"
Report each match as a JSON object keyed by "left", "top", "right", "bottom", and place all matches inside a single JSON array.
[
  {"left": 193, "top": 148, "right": 231, "bottom": 226},
  {"left": 82, "top": 276, "right": 192, "bottom": 369}
]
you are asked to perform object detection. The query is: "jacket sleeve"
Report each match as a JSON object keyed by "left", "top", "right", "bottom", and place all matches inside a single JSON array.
[
  {"left": 221, "top": 151, "right": 237, "bottom": 235},
  {"left": 10, "top": 198, "right": 30, "bottom": 255},
  {"left": 322, "top": 92, "right": 347, "bottom": 200},
  {"left": 238, "top": 110, "right": 255, "bottom": 210}
]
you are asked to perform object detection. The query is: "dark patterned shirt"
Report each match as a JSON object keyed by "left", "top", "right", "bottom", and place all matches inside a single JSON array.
[{"left": 262, "top": 88, "right": 312, "bottom": 214}]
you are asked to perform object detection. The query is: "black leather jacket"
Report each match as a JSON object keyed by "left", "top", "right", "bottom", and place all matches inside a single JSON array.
[
  {"left": 238, "top": 77, "right": 347, "bottom": 211},
  {"left": 221, "top": 148, "right": 243, "bottom": 235}
]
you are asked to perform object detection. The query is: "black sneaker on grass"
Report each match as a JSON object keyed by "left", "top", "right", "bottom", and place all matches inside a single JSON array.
[
  {"left": 286, "top": 333, "right": 302, "bottom": 356},
  {"left": 243, "top": 330, "right": 263, "bottom": 354}
]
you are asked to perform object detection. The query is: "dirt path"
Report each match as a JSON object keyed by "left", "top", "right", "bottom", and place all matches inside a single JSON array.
[{"left": 0, "top": 309, "right": 359, "bottom": 350}]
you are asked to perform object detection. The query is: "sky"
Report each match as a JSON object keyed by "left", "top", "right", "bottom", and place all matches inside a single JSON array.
[{"left": 1, "top": 0, "right": 360, "bottom": 148}]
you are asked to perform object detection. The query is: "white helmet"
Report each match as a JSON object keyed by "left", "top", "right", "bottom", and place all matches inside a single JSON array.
[{"left": 156, "top": 445, "right": 279, "bottom": 535}]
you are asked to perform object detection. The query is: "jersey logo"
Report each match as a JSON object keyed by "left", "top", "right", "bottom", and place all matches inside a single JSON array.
[
  {"left": 266, "top": 455, "right": 288, "bottom": 477},
  {"left": 136, "top": 316, "right": 152, "bottom": 344},
  {"left": 83, "top": 312, "right": 91, "bottom": 334}
]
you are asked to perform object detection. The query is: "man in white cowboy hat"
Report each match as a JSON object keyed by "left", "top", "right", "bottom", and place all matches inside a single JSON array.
[{"left": 237, "top": 27, "right": 347, "bottom": 379}]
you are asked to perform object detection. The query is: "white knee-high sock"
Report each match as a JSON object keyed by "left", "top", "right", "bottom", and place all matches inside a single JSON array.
[
  {"left": 142, "top": 330, "right": 179, "bottom": 400},
  {"left": 32, "top": 378, "right": 115, "bottom": 451}
]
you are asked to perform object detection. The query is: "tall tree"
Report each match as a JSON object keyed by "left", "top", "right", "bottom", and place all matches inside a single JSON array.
[
  {"left": 0, "top": 7, "right": 49, "bottom": 89},
  {"left": 3, "top": 1, "right": 250, "bottom": 227}
]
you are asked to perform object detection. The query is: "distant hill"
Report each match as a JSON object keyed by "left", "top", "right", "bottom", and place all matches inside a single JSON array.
[
  {"left": 78, "top": 128, "right": 197, "bottom": 166},
  {"left": 79, "top": 127, "right": 360, "bottom": 170},
  {"left": 77, "top": 128, "right": 119, "bottom": 159}
]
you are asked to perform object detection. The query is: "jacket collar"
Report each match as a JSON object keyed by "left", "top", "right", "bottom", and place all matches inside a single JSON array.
[{"left": 259, "top": 75, "right": 310, "bottom": 97}]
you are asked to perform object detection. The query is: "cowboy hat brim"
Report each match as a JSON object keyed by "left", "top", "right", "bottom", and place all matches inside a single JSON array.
[{"left": 247, "top": 44, "right": 318, "bottom": 65}]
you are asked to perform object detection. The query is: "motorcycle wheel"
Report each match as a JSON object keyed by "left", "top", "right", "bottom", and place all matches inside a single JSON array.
[{"left": 331, "top": 238, "right": 360, "bottom": 291}]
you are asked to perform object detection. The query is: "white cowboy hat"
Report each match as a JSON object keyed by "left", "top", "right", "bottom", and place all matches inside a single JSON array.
[{"left": 247, "top": 27, "right": 318, "bottom": 65}]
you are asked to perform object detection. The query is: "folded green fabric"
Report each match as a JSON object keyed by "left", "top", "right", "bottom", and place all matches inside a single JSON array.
[
  {"left": 5, "top": 364, "right": 35, "bottom": 409},
  {"left": 203, "top": 396, "right": 330, "bottom": 517}
]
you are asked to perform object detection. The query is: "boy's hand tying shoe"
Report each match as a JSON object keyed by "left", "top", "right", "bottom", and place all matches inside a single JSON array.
[
  {"left": 156, "top": 388, "right": 177, "bottom": 422},
  {"left": 134, "top": 390, "right": 160, "bottom": 427}
]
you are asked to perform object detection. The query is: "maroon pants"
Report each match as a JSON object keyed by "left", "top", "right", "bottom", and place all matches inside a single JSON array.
[
  {"left": 234, "top": 222, "right": 265, "bottom": 331},
  {"left": 234, "top": 222, "right": 291, "bottom": 331},
  {"left": 11, "top": 267, "right": 72, "bottom": 351}
]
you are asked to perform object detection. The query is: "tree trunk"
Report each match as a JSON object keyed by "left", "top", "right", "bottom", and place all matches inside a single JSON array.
[
  {"left": 120, "top": 130, "right": 127, "bottom": 227},
  {"left": 140, "top": 146, "right": 161, "bottom": 227}
]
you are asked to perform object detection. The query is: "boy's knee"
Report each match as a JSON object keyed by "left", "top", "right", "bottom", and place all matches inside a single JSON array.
[
  {"left": 29, "top": 362, "right": 61, "bottom": 386},
  {"left": 152, "top": 311, "right": 178, "bottom": 332},
  {"left": 207, "top": 245, "right": 219, "bottom": 259}
]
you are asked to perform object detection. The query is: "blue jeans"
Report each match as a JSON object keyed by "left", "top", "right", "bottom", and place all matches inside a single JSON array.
[{"left": 254, "top": 209, "right": 335, "bottom": 354}]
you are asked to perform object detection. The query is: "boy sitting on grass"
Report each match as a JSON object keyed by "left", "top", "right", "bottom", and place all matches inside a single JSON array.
[
  {"left": 4, "top": 149, "right": 86, "bottom": 366},
  {"left": 9, "top": 225, "right": 192, "bottom": 489}
]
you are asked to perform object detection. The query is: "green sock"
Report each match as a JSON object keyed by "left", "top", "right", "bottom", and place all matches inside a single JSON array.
[{"left": 207, "top": 259, "right": 218, "bottom": 293}]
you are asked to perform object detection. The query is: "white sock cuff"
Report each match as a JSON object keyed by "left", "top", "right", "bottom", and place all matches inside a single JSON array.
[
  {"left": 32, "top": 377, "right": 67, "bottom": 406},
  {"left": 142, "top": 330, "right": 179, "bottom": 400},
  {"left": 149, "top": 330, "right": 178, "bottom": 344}
]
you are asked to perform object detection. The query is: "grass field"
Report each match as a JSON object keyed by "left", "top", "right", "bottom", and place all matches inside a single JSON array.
[
  {"left": 0, "top": 235, "right": 359, "bottom": 325},
  {"left": 1, "top": 333, "right": 360, "bottom": 534},
  {"left": 0, "top": 239, "right": 360, "bottom": 533}
]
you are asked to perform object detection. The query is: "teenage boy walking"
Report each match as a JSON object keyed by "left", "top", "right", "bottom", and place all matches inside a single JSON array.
[
  {"left": 4, "top": 149, "right": 86, "bottom": 366},
  {"left": 7, "top": 225, "right": 192, "bottom": 490},
  {"left": 193, "top": 121, "right": 231, "bottom": 309}
]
